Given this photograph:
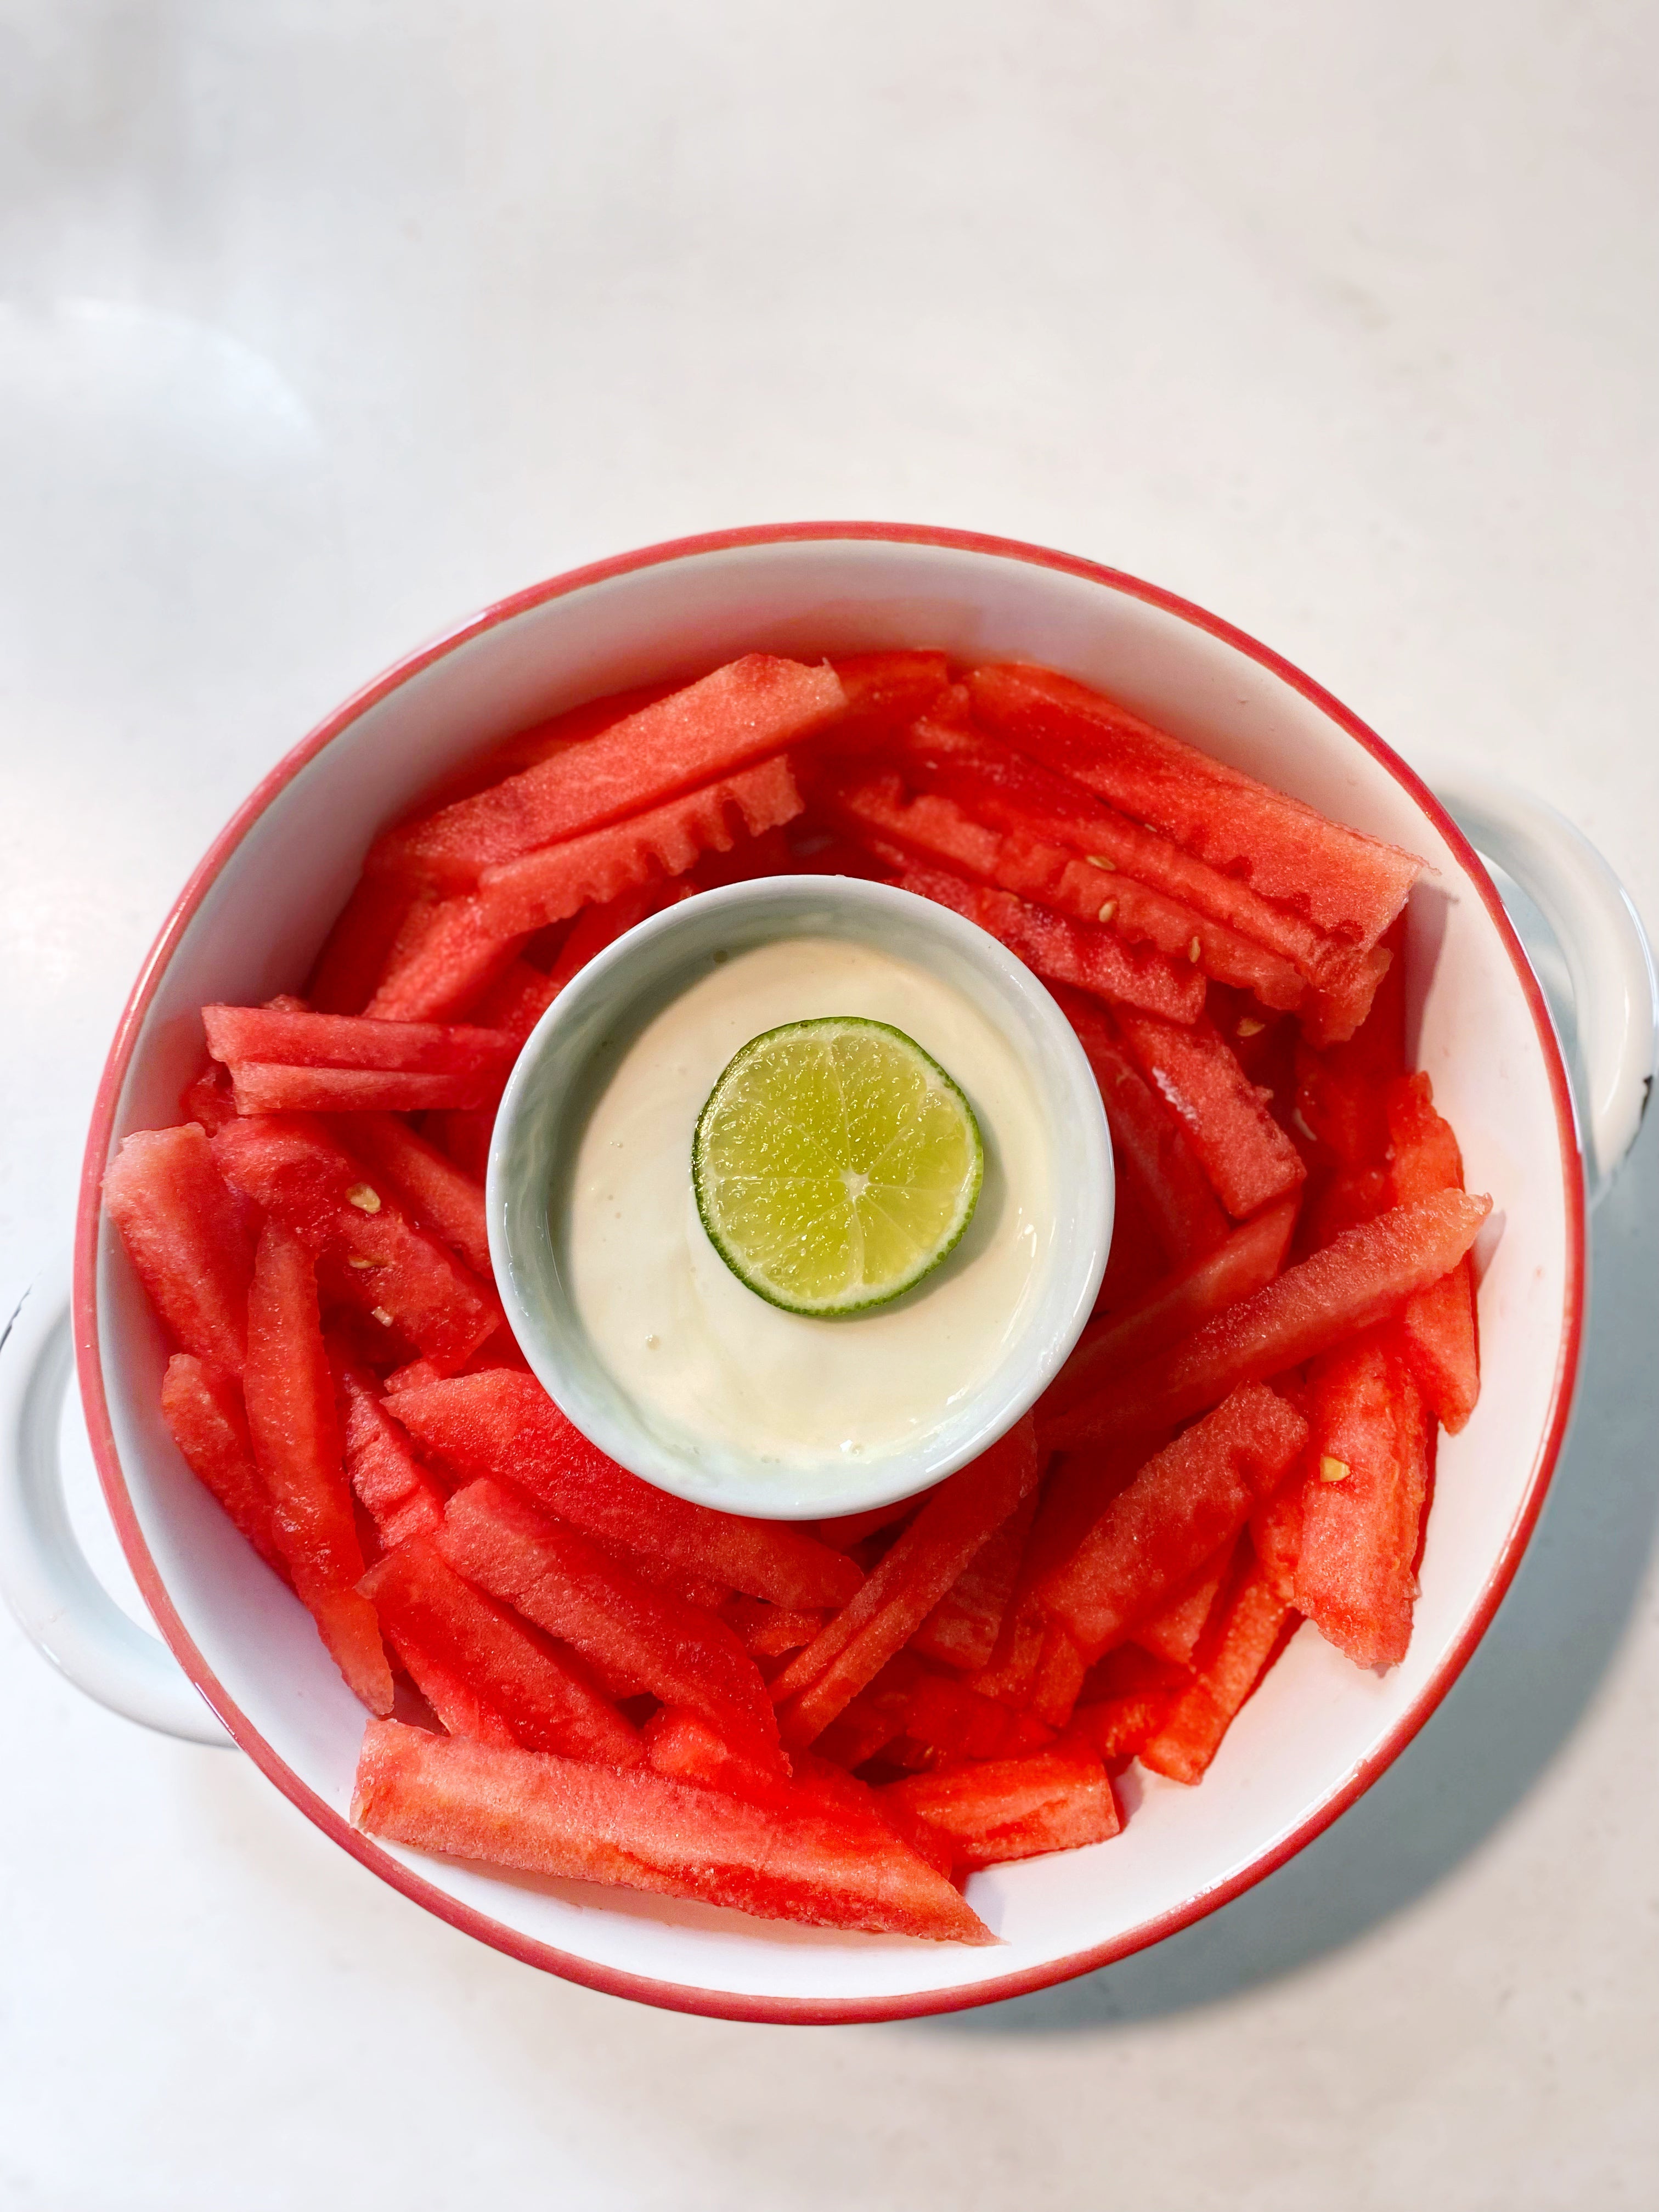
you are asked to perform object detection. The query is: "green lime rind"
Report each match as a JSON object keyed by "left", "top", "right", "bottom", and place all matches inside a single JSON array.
[{"left": 691, "top": 1015, "right": 984, "bottom": 1317}]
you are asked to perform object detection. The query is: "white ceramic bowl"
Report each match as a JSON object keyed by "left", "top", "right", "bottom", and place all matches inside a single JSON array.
[
  {"left": 488, "top": 873, "right": 1112, "bottom": 1520},
  {"left": 57, "top": 524, "right": 1627, "bottom": 2021}
]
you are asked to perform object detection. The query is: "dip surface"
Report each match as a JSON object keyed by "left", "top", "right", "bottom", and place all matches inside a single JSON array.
[{"left": 555, "top": 934, "right": 1054, "bottom": 1481}]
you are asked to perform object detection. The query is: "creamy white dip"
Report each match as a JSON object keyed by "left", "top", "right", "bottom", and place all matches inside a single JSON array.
[{"left": 554, "top": 934, "right": 1054, "bottom": 1482}]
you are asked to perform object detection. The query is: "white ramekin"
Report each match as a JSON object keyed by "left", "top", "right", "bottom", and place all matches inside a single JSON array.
[{"left": 487, "top": 873, "right": 1112, "bottom": 1520}]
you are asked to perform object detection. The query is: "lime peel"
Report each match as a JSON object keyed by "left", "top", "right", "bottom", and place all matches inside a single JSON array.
[{"left": 692, "top": 1016, "right": 984, "bottom": 1317}]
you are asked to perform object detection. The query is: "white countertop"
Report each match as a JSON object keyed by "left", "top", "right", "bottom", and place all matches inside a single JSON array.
[{"left": 3, "top": 4, "right": 1656, "bottom": 2204}]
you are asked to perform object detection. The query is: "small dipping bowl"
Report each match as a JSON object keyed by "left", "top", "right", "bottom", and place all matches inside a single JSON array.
[{"left": 487, "top": 874, "right": 1113, "bottom": 1520}]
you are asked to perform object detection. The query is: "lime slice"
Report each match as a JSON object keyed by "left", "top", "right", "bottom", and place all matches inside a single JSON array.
[{"left": 692, "top": 1017, "right": 984, "bottom": 1316}]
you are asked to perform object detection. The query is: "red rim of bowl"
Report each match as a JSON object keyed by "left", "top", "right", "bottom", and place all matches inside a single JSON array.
[{"left": 73, "top": 520, "right": 1586, "bottom": 2025}]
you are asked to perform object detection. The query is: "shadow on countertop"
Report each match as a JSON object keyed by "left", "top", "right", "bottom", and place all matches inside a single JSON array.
[{"left": 916, "top": 1108, "right": 1659, "bottom": 2038}]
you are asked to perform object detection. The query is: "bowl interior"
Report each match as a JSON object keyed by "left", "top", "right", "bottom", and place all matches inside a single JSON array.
[
  {"left": 489, "top": 873, "right": 1112, "bottom": 1520},
  {"left": 91, "top": 533, "right": 1575, "bottom": 2013}
]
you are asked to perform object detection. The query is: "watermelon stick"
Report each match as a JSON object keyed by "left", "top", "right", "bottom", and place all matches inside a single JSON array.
[
  {"left": 910, "top": 1490, "right": 1037, "bottom": 1672},
  {"left": 1294, "top": 1333, "right": 1433, "bottom": 1669},
  {"left": 967, "top": 1440, "right": 1149, "bottom": 1711},
  {"left": 226, "top": 1065, "right": 503, "bottom": 1114},
  {"left": 1139, "top": 1555, "right": 1295, "bottom": 1784},
  {"left": 902, "top": 720, "right": 1393, "bottom": 1045},
  {"left": 1042, "top": 1190, "right": 1491, "bottom": 1452},
  {"left": 351, "top": 1717, "right": 993, "bottom": 1943},
  {"left": 1068, "top": 1646, "right": 1190, "bottom": 1765},
  {"left": 1385, "top": 1071, "right": 1481, "bottom": 1432},
  {"left": 1039, "top": 1194, "right": 1299, "bottom": 1420},
  {"left": 889, "top": 860, "right": 1206, "bottom": 1025},
  {"left": 831, "top": 649, "right": 952, "bottom": 732},
  {"left": 1059, "top": 992, "right": 1229, "bottom": 1263},
  {"left": 103, "top": 1123, "right": 253, "bottom": 1375},
  {"left": 473, "top": 753, "right": 804, "bottom": 940},
  {"left": 336, "top": 1114, "right": 492, "bottom": 1279},
  {"left": 881, "top": 1744, "right": 1120, "bottom": 1870},
  {"left": 202, "top": 1006, "right": 515, "bottom": 1075},
  {"left": 904, "top": 723, "right": 1362, "bottom": 1001},
  {"left": 360, "top": 1534, "right": 642, "bottom": 1766},
  {"left": 1132, "top": 1542, "right": 1235, "bottom": 1668},
  {"left": 375, "top": 654, "right": 844, "bottom": 887},
  {"left": 770, "top": 1417, "right": 1042, "bottom": 1749},
  {"left": 966, "top": 662, "right": 1423, "bottom": 950},
  {"left": 336, "top": 1367, "right": 450, "bottom": 1547},
  {"left": 1037, "top": 1384, "right": 1308, "bottom": 1665},
  {"left": 366, "top": 755, "right": 803, "bottom": 1022},
  {"left": 242, "top": 1222, "right": 393, "bottom": 1713},
  {"left": 1113, "top": 1008, "right": 1307, "bottom": 1220},
  {"left": 846, "top": 761, "right": 1309, "bottom": 1013},
  {"left": 159, "top": 1353, "right": 288, "bottom": 1579},
  {"left": 436, "top": 1477, "right": 783, "bottom": 1771},
  {"left": 391, "top": 680, "right": 680, "bottom": 819},
  {"left": 306, "top": 871, "right": 424, "bottom": 1016},
  {"left": 213, "top": 1113, "right": 500, "bottom": 1371}
]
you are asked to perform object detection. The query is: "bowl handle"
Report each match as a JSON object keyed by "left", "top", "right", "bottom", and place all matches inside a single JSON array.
[
  {"left": 1433, "top": 772, "right": 1657, "bottom": 1205},
  {"left": 0, "top": 1259, "right": 232, "bottom": 1745}
]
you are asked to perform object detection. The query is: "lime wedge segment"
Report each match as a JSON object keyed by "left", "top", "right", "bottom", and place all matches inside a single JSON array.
[{"left": 692, "top": 1016, "right": 984, "bottom": 1316}]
